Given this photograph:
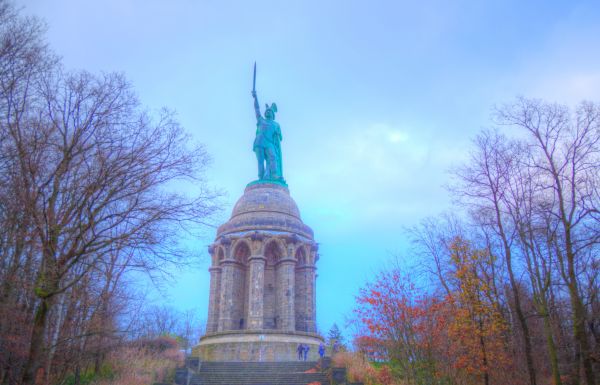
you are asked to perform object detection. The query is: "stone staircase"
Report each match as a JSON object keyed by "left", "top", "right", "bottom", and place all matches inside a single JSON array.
[{"left": 189, "top": 361, "right": 329, "bottom": 385}]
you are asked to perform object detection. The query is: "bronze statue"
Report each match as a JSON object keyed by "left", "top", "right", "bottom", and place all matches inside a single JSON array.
[{"left": 252, "top": 63, "right": 284, "bottom": 182}]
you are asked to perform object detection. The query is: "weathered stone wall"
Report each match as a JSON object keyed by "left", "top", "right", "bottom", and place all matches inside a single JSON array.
[
  {"left": 263, "top": 265, "right": 277, "bottom": 328},
  {"left": 217, "top": 262, "right": 234, "bottom": 331},
  {"left": 206, "top": 266, "right": 221, "bottom": 333},
  {"left": 197, "top": 183, "right": 321, "bottom": 361},
  {"left": 294, "top": 266, "right": 307, "bottom": 332},
  {"left": 211, "top": 241, "right": 316, "bottom": 335},
  {"left": 195, "top": 332, "right": 323, "bottom": 362},
  {"left": 276, "top": 259, "right": 295, "bottom": 331},
  {"left": 231, "top": 264, "right": 247, "bottom": 329},
  {"left": 247, "top": 256, "right": 265, "bottom": 329}
]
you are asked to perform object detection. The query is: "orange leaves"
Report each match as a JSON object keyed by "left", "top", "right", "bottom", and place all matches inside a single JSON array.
[
  {"left": 375, "top": 365, "right": 394, "bottom": 385},
  {"left": 352, "top": 238, "right": 511, "bottom": 384},
  {"left": 353, "top": 267, "right": 450, "bottom": 370},
  {"left": 333, "top": 351, "right": 399, "bottom": 385},
  {"left": 445, "top": 237, "right": 510, "bottom": 378}
]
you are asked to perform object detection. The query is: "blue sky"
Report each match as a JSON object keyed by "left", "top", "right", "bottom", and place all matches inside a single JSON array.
[{"left": 17, "top": 0, "right": 600, "bottom": 337}]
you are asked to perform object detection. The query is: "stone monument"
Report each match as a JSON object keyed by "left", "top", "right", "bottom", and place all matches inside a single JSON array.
[{"left": 193, "top": 64, "right": 322, "bottom": 361}]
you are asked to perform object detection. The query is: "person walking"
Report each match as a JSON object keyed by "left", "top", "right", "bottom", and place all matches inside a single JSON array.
[
  {"left": 303, "top": 344, "right": 310, "bottom": 361},
  {"left": 319, "top": 343, "right": 325, "bottom": 359},
  {"left": 297, "top": 343, "right": 303, "bottom": 360}
]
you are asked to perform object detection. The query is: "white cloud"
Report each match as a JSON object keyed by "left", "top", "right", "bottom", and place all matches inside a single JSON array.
[{"left": 288, "top": 121, "right": 468, "bottom": 240}]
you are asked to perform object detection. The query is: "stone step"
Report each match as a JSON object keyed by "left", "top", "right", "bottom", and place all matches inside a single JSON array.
[{"left": 190, "top": 361, "right": 328, "bottom": 385}]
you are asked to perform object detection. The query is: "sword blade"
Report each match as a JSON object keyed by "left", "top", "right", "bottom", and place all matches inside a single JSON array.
[{"left": 252, "top": 61, "right": 256, "bottom": 93}]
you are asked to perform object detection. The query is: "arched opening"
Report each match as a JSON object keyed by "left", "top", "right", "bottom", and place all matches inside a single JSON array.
[
  {"left": 233, "top": 242, "right": 250, "bottom": 263},
  {"left": 263, "top": 240, "right": 283, "bottom": 329},
  {"left": 231, "top": 242, "right": 250, "bottom": 329},
  {"left": 295, "top": 247, "right": 307, "bottom": 265},
  {"left": 264, "top": 240, "right": 282, "bottom": 266}
]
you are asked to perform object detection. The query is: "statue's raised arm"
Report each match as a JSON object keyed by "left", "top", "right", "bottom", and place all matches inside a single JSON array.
[{"left": 252, "top": 90, "right": 261, "bottom": 121}]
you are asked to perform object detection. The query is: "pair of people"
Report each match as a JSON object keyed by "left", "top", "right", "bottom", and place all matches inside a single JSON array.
[
  {"left": 296, "top": 343, "right": 310, "bottom": 361},
  {"left": 296, "top": 343, "right": 327, "bottom": 361}
]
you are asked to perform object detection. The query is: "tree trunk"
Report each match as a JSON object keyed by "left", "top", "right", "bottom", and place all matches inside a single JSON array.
[
  {"left": 480, "top": 322, "right": 490, "bottom": 385},
  {"left": 45, "top": 293, "right": 66, "bottom": 384},
  {"left": 541, "top": 310, "right": 562, "bottom": 385},
  {"left": 494, "top": 201, "right": 537, "bottom": 385},
  {"left": 505, "top": 252, "right": 537, "bottom": 385},
  {"left": 569, "top": 281, "right": 595, "bottom": 385},
  {"left": 564, "top": 229, "right": 596, "bottom": 385},
  {"left": 22, "top": 256, "right": 59, "bottom": 385},
  {"left": 21, "top": 296, "right": 52, "bottom": 385}
]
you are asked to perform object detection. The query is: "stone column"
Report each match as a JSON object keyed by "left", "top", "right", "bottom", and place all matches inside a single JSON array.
[
  {"left": 206, "top": 266, "right": 222, "bottom": 333},
  {"left": 308, "top": 247, "right": 319, "bottom": 333},
  {"left": 294, "top": 266, "right": 306, "bottom": 332},
  {"left": 247, "top": 255, "right": 266, "bottom": 329},
  {"left": 295, "top": 264, "right": 316, "bottom": 332},
  {"left": 217, "top": 261, "right": 235, "bottom": 331},
  {"left": 306, "top": 266, "right": 317, "bottom": 333},
  {"left": 276, "top": 257, "right": 296, "bottom": 331}
]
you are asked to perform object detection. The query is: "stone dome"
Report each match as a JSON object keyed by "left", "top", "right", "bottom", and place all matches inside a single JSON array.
[{"left": 216, "top": 182, "right": 314, "bottom": 239}]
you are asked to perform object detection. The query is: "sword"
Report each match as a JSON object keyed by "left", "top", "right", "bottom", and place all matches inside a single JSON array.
[{"left": 252, "top": 61, "right": 256, "bottom": 95}]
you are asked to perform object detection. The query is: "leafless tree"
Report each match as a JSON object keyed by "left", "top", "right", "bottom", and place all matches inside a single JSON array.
[
  {"left": 507, "top": 145, "right": 564, "bottom": 385},
  {"left": 408, "top": 214, "right": 466, "bottom": 297},
  {"left": 450, "top": 129, "right": 538, "bottom": 385},
  {"left": 0, "top": 2, "right": 219, "bottom": 384},
  {"left": 495, "top": 98, "right": 599, "bottom": 385}
]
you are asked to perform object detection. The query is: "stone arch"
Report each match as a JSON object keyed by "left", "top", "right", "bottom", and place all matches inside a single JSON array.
[
  {"left": 232, "top": 241, "right": 251, "bottom": 263},
  {"left": 262, "top": 239, "right": 285, "bottom": 330},
  {"left": 307, "top": 246, "right": 316, "bottom": 264},
  {"left": 295, "top": 244, "right": 315, "bottom": 333},
  {"left": 227, "top": 241, "right": 249, "bottom": 330},
  {"left": 264, "top": 239, "right": 284, "bottom": 266},
  {"left": 212, "top": 246, "right": 225, "bottom": 265},
  {"left": 295, "top": 246, "right": 307, "bottom": 265}
]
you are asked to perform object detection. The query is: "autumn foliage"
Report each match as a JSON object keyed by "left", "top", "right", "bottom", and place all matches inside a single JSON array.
[
  {"left": 91, "top": 337, "right": 183, "bottom": 385},
  {"left": 333, "top": 352, "right": 404, "bottom": 385},
  {"left": 352, "top": 239, "right": 519, "bottom": 385},
  {"left": 350, "top": 98, "right": 600, "bottom": 385}
]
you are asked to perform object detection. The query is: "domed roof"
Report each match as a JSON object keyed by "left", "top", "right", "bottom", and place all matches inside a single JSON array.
[
  {"left": 231, "top": 182, "right": 300, "bottom": 219},
  {"left": 216, "top": 182, "right": 313, "bottom": 239}
]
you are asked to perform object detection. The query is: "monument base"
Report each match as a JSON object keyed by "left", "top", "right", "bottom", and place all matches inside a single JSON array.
[
  {"left": 246, "top": 178, "right": 288, "bottom": 188},
  {"left": 193, "top": 330, "right": 323, "bottom": 362}
]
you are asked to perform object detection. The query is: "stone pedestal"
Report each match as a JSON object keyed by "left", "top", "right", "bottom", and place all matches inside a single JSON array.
[
  {"left": 195, "top": 182, "right": 322, "bottom": 361},
  {"left": 194, "top": 331, "right": 322, "bottom": 362}
]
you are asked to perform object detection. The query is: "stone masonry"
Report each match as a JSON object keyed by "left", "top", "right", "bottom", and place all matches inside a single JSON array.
[{"left": 194, "top": 182, "right": 323, "bottom": 361}]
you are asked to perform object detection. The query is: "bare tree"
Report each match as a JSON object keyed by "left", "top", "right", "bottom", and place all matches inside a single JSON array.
[
  {"left": 409, "top": 214, "right": 466, "bottom": 297},
  {"left": 0, "top": 2, "right": 56, "bottom": 383},
  {"left": 451, "top": 129, "right": 538, "bottom": 385},
  {"left": 496, "top": 98, "right": 599, "bottom": 385},
  {"left": 507, "top": 146, "right": 564, "bottom": 385},
  {"left": 14, "top": 71, "right": 217, "bottom": 385},
  {"left": 0, "top": 2, "right": 219, "bottom": 384}
]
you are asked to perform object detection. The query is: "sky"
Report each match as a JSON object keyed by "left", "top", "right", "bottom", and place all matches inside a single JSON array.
[{"left": 16, "top": 0, "right": 600, "bottom": 338}]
